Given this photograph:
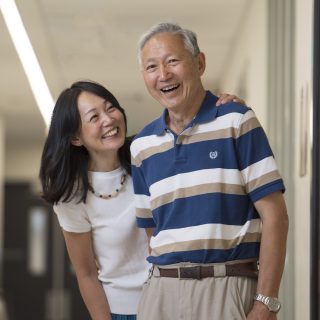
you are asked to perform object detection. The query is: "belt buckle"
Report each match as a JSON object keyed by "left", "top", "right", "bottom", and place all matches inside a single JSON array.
[{"left": 179, "top": 266, "right": 201, "bottom": 280}]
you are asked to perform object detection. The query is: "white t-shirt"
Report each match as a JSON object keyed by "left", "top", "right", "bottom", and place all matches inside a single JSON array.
[{"left": 54, "top": 167, "right": 150, "bottom": 314}]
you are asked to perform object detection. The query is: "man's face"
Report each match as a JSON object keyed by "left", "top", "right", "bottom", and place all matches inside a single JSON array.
[{"left": 140, "top": 32, "right": 205, "bottom": 113}]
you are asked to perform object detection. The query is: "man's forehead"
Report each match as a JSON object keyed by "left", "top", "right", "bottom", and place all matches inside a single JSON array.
[
  {"left": 141, "top": 34, "right": 187, "bottom": 58},
  {"left": 144, "top": 32, "right": 182, "bottom": 47}
]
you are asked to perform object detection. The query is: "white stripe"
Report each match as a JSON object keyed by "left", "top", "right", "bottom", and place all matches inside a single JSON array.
[
  {"left": 131, "top": 134, "right": 172, "bottom": 158},
  {"left": 150, "top": 219, "right": 261, "bottom": 248},
  {"left": 238, "top": 109, "right": 256, "bottom": 126},
  {"left": 134, "top": 194, "right": 151, "bottom": 209},
  {"left": 149, "top": 168, "right": 243, "bottom": 201},
  {"left": 194, "top": 112, "right": 244, "bottom": 133},
  {"left": 241, "top": 156, "right": 278, "bottom": 184}
]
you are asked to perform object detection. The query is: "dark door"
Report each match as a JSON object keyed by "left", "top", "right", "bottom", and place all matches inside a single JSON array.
[{"left": 3, "top": 182, "right": 90, "bottom": 319}]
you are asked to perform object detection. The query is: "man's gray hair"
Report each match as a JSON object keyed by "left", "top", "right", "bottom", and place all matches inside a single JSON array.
[{"left": 137, "top": 22, "right": 200, "bottom": 66}]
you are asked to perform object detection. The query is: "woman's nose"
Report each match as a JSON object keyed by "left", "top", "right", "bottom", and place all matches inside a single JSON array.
[{"left": 101, "top": 113, "right": 113, "bottom": 125}]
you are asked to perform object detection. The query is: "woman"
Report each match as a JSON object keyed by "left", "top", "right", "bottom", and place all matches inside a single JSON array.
[{"left": 39, "top": 80, "right": 244, "bottom": 320}]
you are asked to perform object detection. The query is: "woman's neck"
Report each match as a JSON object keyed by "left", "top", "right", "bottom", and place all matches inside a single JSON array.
[{"left": 88, "top": 152, "right": 120, "bottom": 172}]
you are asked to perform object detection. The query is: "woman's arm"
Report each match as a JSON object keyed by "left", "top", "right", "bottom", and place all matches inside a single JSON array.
[
  {"left": 145, "top": 228, "right": 155, "bottom": 254},
  {"left": 216, "top": 93, "right": 246, "bottom": 106},
  {"left": 63, "top": 230, "right": 112, "bottom": 320}
]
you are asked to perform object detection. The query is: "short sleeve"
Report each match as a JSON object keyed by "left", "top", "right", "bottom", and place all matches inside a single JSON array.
[
  {"left": 131, "top": 139, "right": 156, "bottom": 228},
  {"left": 235, "top": 109, "right": 285, "bottom": 202},
  {"left": 53, "top": 200, "right": 91, "bottom": 233}
]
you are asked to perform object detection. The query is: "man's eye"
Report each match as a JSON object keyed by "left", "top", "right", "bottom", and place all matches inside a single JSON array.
[
  {"left": 146, "top": 64, "right": 156, "bottom": 71},
  {"left": 168, "top": 59, "right": 178, "bottom": 64}
]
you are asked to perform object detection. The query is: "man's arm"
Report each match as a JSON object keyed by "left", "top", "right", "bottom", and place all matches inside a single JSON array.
[{"left": 247, "top": 191, "right": 289, "bottom": 320}]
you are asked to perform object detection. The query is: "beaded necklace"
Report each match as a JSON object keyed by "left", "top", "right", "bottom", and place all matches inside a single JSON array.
[{"left": 88, "top": 173, "right": 127, "bottom": 199}]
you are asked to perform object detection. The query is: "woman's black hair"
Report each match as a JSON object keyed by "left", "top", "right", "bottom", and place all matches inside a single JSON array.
[{"left": 39, "top": 80, "right": 132, "bottom": 204}]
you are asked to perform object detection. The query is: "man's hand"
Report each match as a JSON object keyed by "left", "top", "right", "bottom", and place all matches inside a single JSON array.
[
  {"left": 247, "top": 301, "right": 277, "bottom": 320},
  {"left": 216, "top": 93, "right": 246, "bottom": 106}
]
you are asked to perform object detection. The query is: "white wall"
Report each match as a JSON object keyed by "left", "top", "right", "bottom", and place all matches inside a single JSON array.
[
  {"left": 5, "top": 142, "right": 44, "bottom": 183},
  {"left": 219, "top": 0, "right": 267, "bottom": 127},
  {"left": 293, "top": 0, "right": 313, "bottom": 317},
  {"left": 217, "top": 0, "right": 314, "bottom": 318}
]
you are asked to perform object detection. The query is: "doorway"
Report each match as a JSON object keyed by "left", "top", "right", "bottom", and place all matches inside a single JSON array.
[{"left": 3, "top": 182, "right": 90, "bottom": 319}]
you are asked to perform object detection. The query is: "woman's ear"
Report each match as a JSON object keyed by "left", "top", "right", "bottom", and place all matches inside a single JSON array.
[{"left": 70, "top": 136, "right": 83, "bottom": 147}]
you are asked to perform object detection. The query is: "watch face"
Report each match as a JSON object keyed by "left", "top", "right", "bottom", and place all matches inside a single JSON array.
[{"left": 268, "top": 298, "right": 281, "bottom": 312}]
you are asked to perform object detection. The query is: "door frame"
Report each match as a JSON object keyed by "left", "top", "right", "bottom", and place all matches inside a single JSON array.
[{"left": 311, "top": 0, "right": 320, "bottom": 318}]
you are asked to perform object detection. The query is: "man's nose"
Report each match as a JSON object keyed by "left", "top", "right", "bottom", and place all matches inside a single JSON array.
[{"left": 159, "top": 65, "right": 171, "bottom": 81}]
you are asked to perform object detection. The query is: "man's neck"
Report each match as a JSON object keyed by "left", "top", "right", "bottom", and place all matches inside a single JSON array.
[{"left": 167, "top": 90, "right": 206, "bottom": 134}]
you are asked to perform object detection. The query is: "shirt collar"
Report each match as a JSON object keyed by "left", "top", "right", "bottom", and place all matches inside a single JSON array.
[
  {"left": 192, "top": 91, "right": 219, "bottom": 125},
  {"left": 152, "top": 109, "right": 168, "bottom": 135},
  {"left": 153, "top": 91, "right": 219, "bottom": 135}
]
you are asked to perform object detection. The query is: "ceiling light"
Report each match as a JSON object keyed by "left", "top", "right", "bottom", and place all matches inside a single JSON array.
[{"left": 0, "top": 0, "right": 54, "bottom": 127}]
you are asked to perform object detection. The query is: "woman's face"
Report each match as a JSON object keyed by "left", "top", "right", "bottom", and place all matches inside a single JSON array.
[{"left": 72, "top": 91, "right": 126, "bottom": 159}]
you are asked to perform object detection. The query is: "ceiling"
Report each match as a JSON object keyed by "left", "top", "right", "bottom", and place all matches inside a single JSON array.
[{"left": 0, "top": 0, "right": 250, "bottom": 146}]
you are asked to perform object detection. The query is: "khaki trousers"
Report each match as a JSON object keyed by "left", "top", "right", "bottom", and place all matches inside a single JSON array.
[{"left": 137, "top": 265, "right": 257, "bottom": 320}]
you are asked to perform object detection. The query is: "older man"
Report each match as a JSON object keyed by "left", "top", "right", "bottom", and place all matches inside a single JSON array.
[{"left": 131, "top": 22, "right": 288, "bottom": 320}]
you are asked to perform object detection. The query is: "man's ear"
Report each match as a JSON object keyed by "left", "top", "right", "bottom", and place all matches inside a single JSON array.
[
  {"left": 197, "top": 52, "right": 206, "bottom": 76},
  {"left": 70, "top": 136, "right": 83, "bottom": 147}
]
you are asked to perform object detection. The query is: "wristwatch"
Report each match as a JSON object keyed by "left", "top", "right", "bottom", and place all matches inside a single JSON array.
[{"left": 254, "top": 293, "right": 281, "bottom": 313}]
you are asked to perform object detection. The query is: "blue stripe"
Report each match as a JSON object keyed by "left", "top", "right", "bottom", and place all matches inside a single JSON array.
[
  {"left": 135, "top": 138, "right": 240, "bottom": 188},
  {"left": 152, "top": 194, "right": 259, "bottom": 235},
  {"left": 131, "top": 165, "right": 150, "bottom": 195},
  {"left": 215, "top": 101, "right": 250, "bottom": 117},
  {"left": 111, "top": 314, "right": 136, "bottom": 320},
  {"left": 236, "top": 127, "right": 274, "bottom": 170},
  {"left": 136, "top": 217, "right": 155, "bottom": 228},
  {"left": 250, "top": 180, "right": 285, "bottom": 202},
  {"left": 148, "top": 243, "right": 260, "bottom": 265}
]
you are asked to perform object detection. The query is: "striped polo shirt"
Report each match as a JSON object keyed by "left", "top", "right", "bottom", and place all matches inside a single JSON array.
[{"left": 131, "top": 91, "right": 285, "bottom": 266}]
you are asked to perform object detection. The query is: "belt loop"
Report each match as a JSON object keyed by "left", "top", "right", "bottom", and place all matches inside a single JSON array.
[
  {"left": 214, "top": 264, "right": 226, "bottom": 277},
  {"left": 178, "top": 267, "right": 181, "bottom": 279},
  {"left": 151, "top": 265, "right": 158, "bottom": 277}
]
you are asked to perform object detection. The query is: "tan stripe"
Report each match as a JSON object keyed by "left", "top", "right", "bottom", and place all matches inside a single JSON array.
[
  {"left": 131, "top": 141, "right": 173, "bottom": 167},
  {"left": 178, "top": 127, "right": 238, "bottom": 145},
  {"left": 151, "top": 232, "right": 261, "bottom": 257},
  {"left": 237, "top": 117, "right": 260, "bottom": 138},
  {"left": 136, "top": 208, "right": 153, "bottom": 219},
  {"left": 151, "top": 183, "right": 246, "bottom": 210},
  {"left": 246, "top": 170, "right": 282, "bottom": 193}
]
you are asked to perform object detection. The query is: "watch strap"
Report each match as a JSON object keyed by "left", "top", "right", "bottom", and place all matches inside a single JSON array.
[{"left": 254, "top": 293, "right": 281, "bottom": 313}]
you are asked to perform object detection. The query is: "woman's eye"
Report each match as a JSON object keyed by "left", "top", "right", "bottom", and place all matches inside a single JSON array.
[
  {"left": 89, "top": 115, "right": 98, "bottom": 122},
  {"left": 107, "top": 106, "right": 116, "bottom": 112}
]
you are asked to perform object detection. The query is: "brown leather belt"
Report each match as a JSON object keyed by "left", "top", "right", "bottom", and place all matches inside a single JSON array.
[{"left": 158, "top": 262, "right": 258, "bottom": 279}]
